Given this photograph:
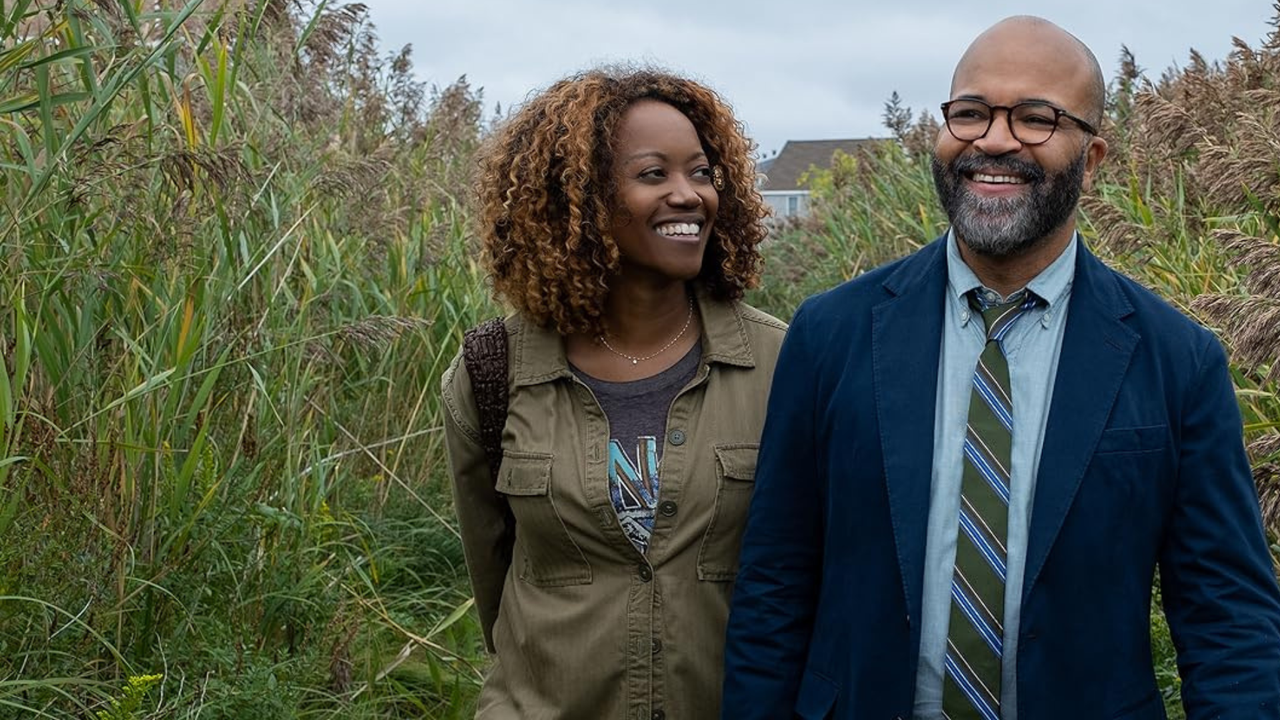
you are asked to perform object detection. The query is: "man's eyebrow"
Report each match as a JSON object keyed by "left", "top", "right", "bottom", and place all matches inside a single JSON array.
[{"left": 950, "top": 93, "right": 1063, "bottom": 106}]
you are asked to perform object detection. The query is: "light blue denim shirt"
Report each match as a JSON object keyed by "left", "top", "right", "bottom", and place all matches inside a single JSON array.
[{"left": 912, "top": 231, "right": 1076, "bottom": 719}]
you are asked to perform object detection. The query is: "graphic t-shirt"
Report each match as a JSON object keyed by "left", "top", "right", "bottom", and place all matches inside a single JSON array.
[{"left": 573, "top": 344, "right": 702, "bottom": 553}]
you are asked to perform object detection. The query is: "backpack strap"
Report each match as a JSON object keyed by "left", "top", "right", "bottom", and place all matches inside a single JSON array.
[{"left": 462, "top": 317, "right": 509, "bottom": 484}]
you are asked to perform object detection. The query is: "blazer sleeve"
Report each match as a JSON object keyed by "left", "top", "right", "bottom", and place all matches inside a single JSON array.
[
  {"left": 440, "top": 350, "right": 515, "bottom": 654},
  {"left": 722, "top": 301, "right": 827, "bottom": 719},
  {"left": 1159, "top": 330, "right": 1280, "bottom": 718}
]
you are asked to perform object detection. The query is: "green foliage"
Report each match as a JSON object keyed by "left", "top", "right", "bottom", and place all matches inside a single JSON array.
[
  {"left": 750, "top": 141, "right": 946, "bottom": 319},
  {"left": 4, "top": 0, "right": 1278, "bottom": 717},
  {"left": 0, "top": 0, "right": 492, "bottom": 716},
  {"left": 96, "top": 674, "right": 163, "bottom": 720},
  {"left": 1150, "top": 584, "right": 1187, "bottom": 720}
]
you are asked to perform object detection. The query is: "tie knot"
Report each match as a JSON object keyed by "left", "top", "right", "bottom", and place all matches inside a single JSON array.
[{"left": 968, "top": 289, "right": 1040, "bottom": 343}]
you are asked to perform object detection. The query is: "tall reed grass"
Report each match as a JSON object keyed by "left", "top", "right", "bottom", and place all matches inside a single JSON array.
[
  {"left": 2, "top": 1, "right": 494, "bottom": 716},
  {"left": 5, "top": 1, "right": 1279, "bottom": 718}
]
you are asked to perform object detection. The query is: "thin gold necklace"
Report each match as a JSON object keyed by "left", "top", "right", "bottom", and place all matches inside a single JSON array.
[{"left": 598, "top": 295, "right": 694, "bottom": 366}]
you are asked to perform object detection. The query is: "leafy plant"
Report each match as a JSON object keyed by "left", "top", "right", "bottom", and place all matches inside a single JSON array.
[
  {"left": 96, "top": 674, "right": 163, "bottom": 720},
  {"left": 1, "top": 0, "right": 491, "bottom": 716}
]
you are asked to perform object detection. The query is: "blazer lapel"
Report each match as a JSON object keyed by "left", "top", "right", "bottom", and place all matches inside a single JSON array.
[
  {"left": 874, "top": 238, "right": 948, "bottom": 617},
  {"left": 1022, "top": 244, "right": 1139, "bottom": 600}
]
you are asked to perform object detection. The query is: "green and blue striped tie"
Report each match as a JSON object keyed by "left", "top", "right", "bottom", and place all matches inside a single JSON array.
[{"left": 942, "top": 289, "right": 1039, "bottom": 720}]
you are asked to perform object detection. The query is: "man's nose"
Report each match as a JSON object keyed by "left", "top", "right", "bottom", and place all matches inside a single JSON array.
[{"left": 973, "top": 109, "right": 1023, "bottom": 155}]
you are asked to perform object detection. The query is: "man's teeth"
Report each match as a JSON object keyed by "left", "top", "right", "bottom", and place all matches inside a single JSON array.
[
  {"left": 657, "top": 222, "right": 701, "bottom": 236},
  {"left": 973, "top": 173, "right": 1026, "bottom": 185}
]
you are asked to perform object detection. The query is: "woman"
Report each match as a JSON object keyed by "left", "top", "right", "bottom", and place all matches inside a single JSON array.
[{"left": 441, "top": 66, "right": 785, "bottom": 719}]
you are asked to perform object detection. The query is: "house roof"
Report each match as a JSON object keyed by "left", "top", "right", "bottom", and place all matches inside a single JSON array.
[{"left": 757, "top": 138, "right": 882, "bottom": 192}]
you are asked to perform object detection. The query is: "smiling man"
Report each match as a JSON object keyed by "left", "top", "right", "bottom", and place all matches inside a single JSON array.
[{"left": 721, "top": 16, "right": 1280, "bottom": 720}]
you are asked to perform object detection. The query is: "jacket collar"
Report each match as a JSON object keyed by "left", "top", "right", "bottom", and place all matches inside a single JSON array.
[
  {"left": 1021, "top": 239, "right": 1137, "bottom": 600},
  {"left": 511, "top": 283, "right": 755, "bottom": 388}
]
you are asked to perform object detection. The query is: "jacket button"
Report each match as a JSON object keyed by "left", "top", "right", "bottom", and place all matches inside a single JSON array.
[
  {"left": 652, "top": 712, "right": 665, "bottom": 720},
  {"left": 658, "top": 500, "right": 678, "bottom": 517},
  {"left": 668, "top": 429, "right": 685, "bottom": 446},
  {"left": 638, "top": 564, "right": 652, "bottom": 582},
  {"left": 651, "top": 637, "right": 662, "bottom": 654}
]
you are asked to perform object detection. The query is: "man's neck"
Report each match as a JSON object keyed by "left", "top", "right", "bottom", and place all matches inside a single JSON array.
[{"left": 957, "top": 225, "right": 1075, "bottom": 296}]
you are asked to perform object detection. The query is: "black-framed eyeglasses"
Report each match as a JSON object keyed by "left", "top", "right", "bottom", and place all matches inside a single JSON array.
[{"left": 940, "top": 99, "right": 1098, "bottom": 145}]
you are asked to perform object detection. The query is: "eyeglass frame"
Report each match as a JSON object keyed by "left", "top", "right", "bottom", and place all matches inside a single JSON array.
[{"left": 939, "top": 98, "right": 1099, "bottom": 145}]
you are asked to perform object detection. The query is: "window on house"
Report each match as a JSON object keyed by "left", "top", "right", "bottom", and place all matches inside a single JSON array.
[{"left": 787, "top": 196, "right": 799, "bottom": 216}]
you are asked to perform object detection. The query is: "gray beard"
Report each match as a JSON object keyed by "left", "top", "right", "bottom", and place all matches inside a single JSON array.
[{"left": 931, "top": 149, "right": 1086, "bottom": 257}]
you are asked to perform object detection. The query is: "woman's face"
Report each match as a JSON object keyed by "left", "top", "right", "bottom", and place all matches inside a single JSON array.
[{"left": 609, "top": 99, "right": 719, "bottom": 286}]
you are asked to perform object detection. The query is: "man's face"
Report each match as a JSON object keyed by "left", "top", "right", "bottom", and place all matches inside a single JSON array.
[
  {"left": 931, "top": 134, "right": 1088, "bottom": 258},
  {"left": 932, "top": 24, "right": 1107, "bottom": 258}
]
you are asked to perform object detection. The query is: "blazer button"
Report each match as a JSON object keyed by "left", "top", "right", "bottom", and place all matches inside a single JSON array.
[
  {"left": 658, "top": 500, "right": 678, "bottom": 517},
  {"left": 652, "top": 711, "right": 665, "bottom": 720},
  {"left": 638, "top": 564, "right": 652, "bottom": 582},
  {"left": 651, "top": 638, "right": 662, "bottom": 654},
  {"left": 668, "top": 429, "right": 686, "bottom": 446}
]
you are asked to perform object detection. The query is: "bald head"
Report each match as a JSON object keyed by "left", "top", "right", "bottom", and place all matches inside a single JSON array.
[{"left": 953, "top": 16, "right": 1106, "bottom": 127}]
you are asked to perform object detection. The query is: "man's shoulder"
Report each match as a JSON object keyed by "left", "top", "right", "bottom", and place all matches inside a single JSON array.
[
  {"left": 1088, "top": 255, "right": 1215, "bottom": 343},
  {"left": 798, "top": 238, "right": 944, "bottom": 322}
]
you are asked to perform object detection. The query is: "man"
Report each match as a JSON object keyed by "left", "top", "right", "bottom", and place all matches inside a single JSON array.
[{"left": 722, "top": 16, "right": 1280, "bottom": 720}]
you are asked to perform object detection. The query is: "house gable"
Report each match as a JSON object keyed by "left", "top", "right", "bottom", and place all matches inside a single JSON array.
[{"left": 757, "top": 138, "right": 883, "bottom": 219}]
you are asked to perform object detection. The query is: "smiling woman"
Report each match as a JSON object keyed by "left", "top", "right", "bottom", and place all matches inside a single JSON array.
[
  {"left": 439, "top": 67, "right": 787, "bottom": 719},
  {"left": 608, "top": 100, "right": 721, "bottom": 294}
]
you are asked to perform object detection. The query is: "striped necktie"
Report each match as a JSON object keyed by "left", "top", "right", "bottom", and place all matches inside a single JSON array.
[{"left": 942, "top": 289, "right": 1040, "bottom": 720}]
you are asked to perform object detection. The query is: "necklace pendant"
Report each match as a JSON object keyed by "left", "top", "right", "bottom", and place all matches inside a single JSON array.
[{"left": 631, "top": 359, "right": 638, "bottom": 365}]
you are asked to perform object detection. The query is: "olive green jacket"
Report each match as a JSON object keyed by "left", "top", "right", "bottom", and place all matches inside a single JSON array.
[{"left": 441, "top": 290, "right": 786, "bottom": 720}]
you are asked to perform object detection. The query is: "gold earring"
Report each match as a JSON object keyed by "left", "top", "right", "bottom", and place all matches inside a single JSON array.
[{"left": 712, "top": 165, "right": 725, "bottom": 191}]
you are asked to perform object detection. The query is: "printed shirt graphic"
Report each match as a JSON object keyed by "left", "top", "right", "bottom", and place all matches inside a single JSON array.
[
  {"left": 609, "top": 436, "right": 661, "bottom": 552},
  {"left": 574, "top": 344, "right": 702, "bottom": 554}
]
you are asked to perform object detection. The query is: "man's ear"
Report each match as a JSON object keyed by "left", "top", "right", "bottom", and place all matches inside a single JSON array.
[{"left": 1081, "top": 135, "right": 1108, "bottom": 192}]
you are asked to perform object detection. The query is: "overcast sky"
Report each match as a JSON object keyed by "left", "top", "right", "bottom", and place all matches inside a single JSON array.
[{"left": 360, "top": 1, "right": 1274, "bottom": 156}]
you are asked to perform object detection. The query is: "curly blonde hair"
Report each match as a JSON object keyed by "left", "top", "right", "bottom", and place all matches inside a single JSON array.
[{"left": 474, "top": 66, "right": 768, "bottom": 337}]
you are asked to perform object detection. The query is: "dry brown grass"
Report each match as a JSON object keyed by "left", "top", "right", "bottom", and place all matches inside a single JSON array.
[
  {"left": 1082, "top": 7, "right": 1280, "bottom": 400},
  {"left": 1252, "top": 433, "right": 1280, "bottom": 531}
]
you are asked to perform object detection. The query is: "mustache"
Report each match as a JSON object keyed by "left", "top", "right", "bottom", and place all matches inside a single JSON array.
[{"left": 947, "top": 154, "right": 1046, "bottom": 184}]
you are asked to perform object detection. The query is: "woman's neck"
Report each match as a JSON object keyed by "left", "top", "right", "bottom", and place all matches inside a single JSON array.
[
  {"left": 564, "top": 280, "right": 701, "bottom": 382},
  {"left": 601, "top": 280, "right": 692, "bottom": 346}
]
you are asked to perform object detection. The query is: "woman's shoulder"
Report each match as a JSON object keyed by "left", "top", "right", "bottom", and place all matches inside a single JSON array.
[
  {"left": 733, "top": 301, "right": 788, "bottom": 335},
  {"left": 699, "top": 297, "right": 787, "bottom": 366}
]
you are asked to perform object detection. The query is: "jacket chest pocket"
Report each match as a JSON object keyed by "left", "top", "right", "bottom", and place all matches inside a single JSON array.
[
  {"left": 1088, "top": 425, "right": 1171, "bottom": 503},
  {"left": 496, "top": 451, "right": 592, "bottom": 587},
  {"left": 697, "top": 444, "right": 758, "bottom": 581}
]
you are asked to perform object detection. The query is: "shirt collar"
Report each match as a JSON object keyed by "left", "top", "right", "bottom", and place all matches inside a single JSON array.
[{"left": 945, "top": 229, "right": 1077, "bottom": 327}]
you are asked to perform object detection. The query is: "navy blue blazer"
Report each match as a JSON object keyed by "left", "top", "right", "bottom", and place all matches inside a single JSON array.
[{"left": 722, "top": 237, "right": 1280, "bottom": 720}]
